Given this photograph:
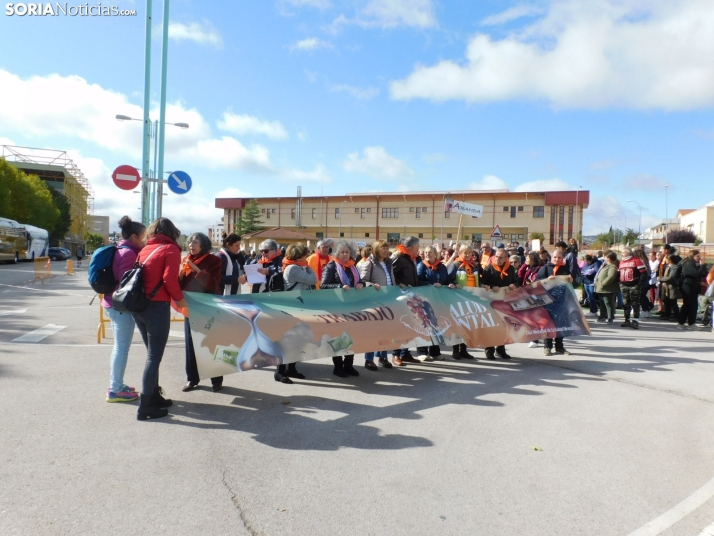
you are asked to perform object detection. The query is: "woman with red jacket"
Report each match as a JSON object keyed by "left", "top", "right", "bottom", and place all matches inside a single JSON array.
[
  {"left": 180, "top": 232, "right": 224, "bottom": 392},
  {"left": 132, "top": 218, "right": 187, "bottom": 421}
]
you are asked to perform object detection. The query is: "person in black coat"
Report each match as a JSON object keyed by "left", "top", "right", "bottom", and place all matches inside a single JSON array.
[
  {"left": 481, "top": 248, "right": 520, "bottom": 360},
  {"left": 390, "top": 236, "right": 421, "bottom": 365},
  {"left": 321, "top": 241, "right": 377, "bottom": 378},
  {"left": 216, "top": 232, "right": 247, "bottom": 295},
  {"left": 252, "top": 239, "right": 284, "bottom": 293},
  {"left": 535, "top": 248, "right": 574, "bottom": 356}
]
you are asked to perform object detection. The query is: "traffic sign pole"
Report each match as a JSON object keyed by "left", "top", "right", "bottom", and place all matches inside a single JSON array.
[
  {"left": 141, "top": 0, "right": 153, "bottom": 226},
  {"left": 156, "top": 0, "right": 171, "bottom": 220}
]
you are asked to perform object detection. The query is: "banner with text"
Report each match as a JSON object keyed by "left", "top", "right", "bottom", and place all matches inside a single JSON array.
[
  {"left": 444, "top": 198, "right": 484, "bottom": 218},
  {"left": 185, "top": 278, "right": 590, "bottom": 379}
]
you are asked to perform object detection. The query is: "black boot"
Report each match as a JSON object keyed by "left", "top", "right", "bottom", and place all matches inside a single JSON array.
[
  {"left": 485, "top": 347, "right": 496, "bottom": 360},
  {"left": 332, "top": 356, "right": 348, "bottom": 378},
  {"left": 344, "top": 356, "right": 359, "bottom": 377},
  {"left": 274, "top": 364, "right": 293, "bottom": 384},
  {"left": 459, "top": 343, "right": 475, "bottom": 360},
  {"left": 286, "top": 362, "right": 305, "bottom": 380},
  {"left": 451, "top": 345, "right": 462, "bottom": 360},
  {"left": 495, "top": 345, "right": 511, "bottom": 360},
  {"left": 137, "top": 394, "right": 169, "bottom": 421},
  {"left": 152, "top": 386, "right": 172, "bottom": 408}
]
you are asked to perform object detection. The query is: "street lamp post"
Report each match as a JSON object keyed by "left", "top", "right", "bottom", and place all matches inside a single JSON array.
[
  {"left": 575, "top": 185, "right": 582, "bottom": 242},
  {"left": 440, "top": 191, "right": 451, "bottom": 246},
  {"left": 627, "top": 199, "right": 642, "bottom": 236},
  {"left": 665, "top": 184, "right": 669, "bottom": 241}
]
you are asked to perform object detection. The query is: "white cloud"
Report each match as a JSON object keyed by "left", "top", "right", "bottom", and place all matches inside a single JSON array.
[
  {"left": 290, "top": 37, "right": 333, "bottom": 51},
  {"left": 168, "top": 21, "right": 223, "bottom": 48},
  {"left": 281, "top": 164, "right": 332, "bottom": 183},
  {"left": 217, "top": 112, "right": 289, "bottom": 140},
  {"left": 330, "top": 0, "right": 436, "bottom": 31},
  {"left": 391, "top": 0, "right": 714, "bottom": 110},
  {"left": 624, "top": 174, "right": 669, "bottom": 192},
  {"left": 343, "top": 146, "right": 413, "bottom": 180},
  {"left": 215, "top": 187, "right": 252, "bottom": 198},
  {"left": 513, "top": 178, "right": 574, "bottom": 191},
  {"left": 0, "top": 70, "right": 275, "bottom": 173},
  {"left": 330, "top": 84, "right": 380, "bottom": 100},
  {"left": 481, "top": 5, "right": 544, "bottom": 26},
  {"left": 468, "top": 174, "right": 509, "bottom": 190}
]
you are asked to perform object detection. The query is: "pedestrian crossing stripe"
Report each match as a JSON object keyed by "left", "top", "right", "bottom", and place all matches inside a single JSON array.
[{"left": 11, "top": 324, "right": 66, "bottom": 343}]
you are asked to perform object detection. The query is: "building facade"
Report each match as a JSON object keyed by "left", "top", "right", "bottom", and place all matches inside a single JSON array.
[
  {"left": 216, "top": 189, "right": 589, "bottom": 248},
  {"left": 88, "top": 215, "right": 110, "bottom": 245},
  {"left": 679, "top": 204, "right": 714, "bottom": 244}
]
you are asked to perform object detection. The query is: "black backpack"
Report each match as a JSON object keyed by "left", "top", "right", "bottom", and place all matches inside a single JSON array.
[
  {"left": 670, "top": 262, "right": 684, "bottom": 289},
  {"left": 112, "top": 246, "right": 165, "bottom": 313}
]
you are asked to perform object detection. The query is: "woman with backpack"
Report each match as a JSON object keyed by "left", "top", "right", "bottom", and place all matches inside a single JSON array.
[
  {"left": 101, "top": 216, "right": 145, "bottom": 403},
  {"left": 358, "top": 240, "right": 397, "bottom": 371},
  {"left": 180, "top": 232, "right": 224, "bottom": 393},
  {"left": 133, "top": 217, "right": 187, "bottom": 421}
]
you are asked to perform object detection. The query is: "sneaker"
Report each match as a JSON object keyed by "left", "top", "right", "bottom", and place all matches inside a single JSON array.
[
  {"left": 528, "top": 341, "right": 539, "bottom": 348},
  {"left": 432, "top": 353, "right": 445, "bottom": 361},
  {"left": 676, "top": 324, "right": 687, "bottom": 330},
  {"left": 121, "top": 384, "right": 136, "bottom": 392},
  {"left": 553, "top": 348, "right": 571, "bottom": 355},
  {"left": 607, "top": 318, "right": 614, "bottom": 324},
  {"left": 107, "top": 389, "right": 139, "bottom": 403},
  {"left": 416, "top": 354, "right": 433, "bottom": 362},
  {"left": 631, "top": 320, "right": 639, "bottom": 330},
  {"left": 620, "top": 320, "right": 631, "bottom": 328},
  {"left": 543, "top": 348, "right": 552, "bottom": 356}
]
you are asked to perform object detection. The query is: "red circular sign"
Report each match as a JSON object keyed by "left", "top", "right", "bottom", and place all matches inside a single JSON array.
[{"left": 112, "top": 165, "right": 141, "bottom": 190}]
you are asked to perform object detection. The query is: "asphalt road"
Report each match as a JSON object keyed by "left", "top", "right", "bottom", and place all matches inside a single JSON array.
[{"left": 1, "top": 260, "right": 714, "bottom": 535}]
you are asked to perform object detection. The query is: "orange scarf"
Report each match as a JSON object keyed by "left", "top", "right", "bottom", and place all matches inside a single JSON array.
[
  {"left": 457, "top": 257, "right": 476, "bottom": 273},
  {"left": 397, "top": 245, "right": 417, "bottom": 261},
  {"left": 260, "top": 251, "right": 278, "bottom": 265},
  {"left": 491, "top": 259, "right": 511, "bottom": 280},
  {"left": 422, "top": 259, "right": 442, "bottom": 270},
  {"left": 182, "top": 253, "right": 208, "bottom": 278},
  {"left": 553, "top": 263, "right": 563, "bottom": 276},
  {"left": 334, "top": 257, "right": 356, "bottom": 269},
  {"left": 282, "top": 258, "right": 308, "bottom": 268}
]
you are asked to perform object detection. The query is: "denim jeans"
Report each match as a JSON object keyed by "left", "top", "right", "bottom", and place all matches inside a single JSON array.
[
  {"left": 392, "top": 348, "right": 409, "bottom": 357},
  {"left": 132, "top": 301, "right": 171, "bottom": 396},
  {"left": 365, "top": 350, "right": 387, "bottom": 362},
  {"left": 105, "top": 307, "right": 136, "bottom": 393},
  {"left": 584, "top": 284, "right": 598, "bottom": 313}
]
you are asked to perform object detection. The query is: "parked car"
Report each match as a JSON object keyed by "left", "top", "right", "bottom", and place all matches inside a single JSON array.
[{"left": 48, "top": 247, "right": 70, "bottom": 261}]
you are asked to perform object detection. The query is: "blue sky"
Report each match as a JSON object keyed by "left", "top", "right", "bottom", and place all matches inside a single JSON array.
[{"left": 1, "top": 0, "right": 713, "bottom": 235}]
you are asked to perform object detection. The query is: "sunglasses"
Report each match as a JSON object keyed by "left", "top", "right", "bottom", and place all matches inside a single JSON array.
[{"left": 260, "top": 249, "right": 273, "bottom": 254}]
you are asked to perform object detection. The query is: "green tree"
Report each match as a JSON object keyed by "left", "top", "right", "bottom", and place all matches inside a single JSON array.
[
  {"left": 0, "top": 160, "right": 60, "bottom": 233},
  {"left": 49, "top": 188, "right": 71, "bottom": 245},
  {"left": 239, "top": 199, "right": 263, "bottom": 234},
  {"left": 622, "top": 228, "right": 639, "bottom": 245},
  {"left": 529, "top": 232, "right": 545, "bottom": 241},
  {"left": 85, "top": 232, "right": 104, "bottom": 251}
]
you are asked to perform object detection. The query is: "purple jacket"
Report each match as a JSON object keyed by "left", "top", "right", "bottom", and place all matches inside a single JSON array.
[{"left": 101, "top": 240, "right": 143, "bottom": 308}]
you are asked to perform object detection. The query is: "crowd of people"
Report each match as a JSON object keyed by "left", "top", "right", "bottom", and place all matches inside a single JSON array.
[{"left": 99, "top": 215, "right": 714, "bottom": 421}]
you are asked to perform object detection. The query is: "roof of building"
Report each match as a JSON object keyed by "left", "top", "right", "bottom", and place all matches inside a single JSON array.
[
  {"left": 241, "top": 227, "right": 316, "bottom": 241},
  {"left": 677, "top": 209, "right": 696, "bottom": 216}
]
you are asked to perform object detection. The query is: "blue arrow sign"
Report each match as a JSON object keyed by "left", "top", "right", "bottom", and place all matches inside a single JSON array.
[{"left": 167, "top": 170, "right": 192, "bottom": 195}]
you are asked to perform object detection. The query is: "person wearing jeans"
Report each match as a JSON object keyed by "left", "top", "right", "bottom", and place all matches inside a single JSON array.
[
  {"left": 581, "top": 254, "right": 602, "bottom": 315},
  {"left": 594, "top": 252, "right": 619, "bottom": 323},
  {"left": 132, "top": 217, "right": 187, "bottom": 421},
  {"left": 102, "top": 215, "right": 145, "bottom": 403},
  {"left": 677, "top": 250, "right": 709, "bottom": 330}
]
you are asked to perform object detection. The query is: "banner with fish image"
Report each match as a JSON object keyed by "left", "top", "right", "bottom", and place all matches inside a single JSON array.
[{"left": 184, "top": 277, "right": 591, "bottom": 379}]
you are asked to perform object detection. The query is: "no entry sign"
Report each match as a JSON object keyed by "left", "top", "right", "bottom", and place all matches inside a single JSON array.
[{"left": 112, "top": 165, "right": 141, "bottom": 190}]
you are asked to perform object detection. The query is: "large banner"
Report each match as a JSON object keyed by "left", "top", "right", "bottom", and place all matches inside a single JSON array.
[{"left": 185, "top": 277, "right": 590, "bottom": 379}]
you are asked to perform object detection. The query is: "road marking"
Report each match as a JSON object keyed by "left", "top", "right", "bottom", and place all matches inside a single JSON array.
[
  {"left": 699, "top": 521, "right": 714, "bottom": 535},
  {"left": 12, "top": 324, "right": 66, "bottom": 343},
  {"left": 0, "top": 309, "right": 27, "bottom": 317},
  {"left": 627, "top": 475, "right": 714, "bottom": 536},
  {"left": 0, "top": 283, "right": 93, "bottom": 298}
]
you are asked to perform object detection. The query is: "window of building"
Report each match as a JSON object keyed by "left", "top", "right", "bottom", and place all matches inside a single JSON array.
[
  {"left": 444, "top": 211, "right": 451, "bottom": 219},
  {"left": 503, "top": 206, "right": 509, "bottom": 211},
  {"left": 335, "top": 208, "right": 340, "bottom": 218},
  {"left": 422, "top": 207, "right": 428, "bottom": 212},
  {"left": 446, "top": 233, "right": 453, "bottom": 239},
  {"left": 533, "top": 206, "right": 545, "bottom": 218},
  {"left": 518, "top": 234, "right": 524, "bottom": 239},
  {"left": 366, "top": 208, "right": 371, "bottom": 213},
  {"left": 386, "top": 232, "right": 400, "bottom": 245},
  {"left": 365, "top": 233, "right": 370, "bottom": 238},
  {"left": 418, "top": 233, "right": 424, "bottom": 238},
  {"left": 339, "top": 232, "right": 344, "bottom": 237},
  {"left": 360, "top": 208, "right": 366, "bottom": 219},
  {"left": 518, "top": 206, "right": 524, "bottom": 212},
  {"left": 382, "top": 208, "right": 399, "bottom": 219},
  {"left": 266, "top": 211, "right": 270, "bottom": 219},
  {"left": 261, "top": 209, "right": 265, "bottom": 213},
  {"left": 409, "top": 207, "right": 415, "bottom": 212},
  {"left": 316, "top": 232, "right": 324, "bottom": 239},
  {"left": 511, "top": 206, "right": 516, "bottom": 218},
  {"left": 473, "top": 234, "right": 482, "bottom": 241},
  {"left": 272, "top": 209, "right": 276, "bottom": 213},
  {"left": 290, "top": 209, "right": 295, "bottom": 219},
  {"left": 312, "top": 208, "right": 316, "bottom": 219},
  {"left": 355, "top": 208, "right": 360, "bottom": 213}
]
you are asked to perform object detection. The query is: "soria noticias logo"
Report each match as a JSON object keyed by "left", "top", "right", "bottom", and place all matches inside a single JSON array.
[{"left": 5, "top": 3, "right": 137, "bottom": 16}]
